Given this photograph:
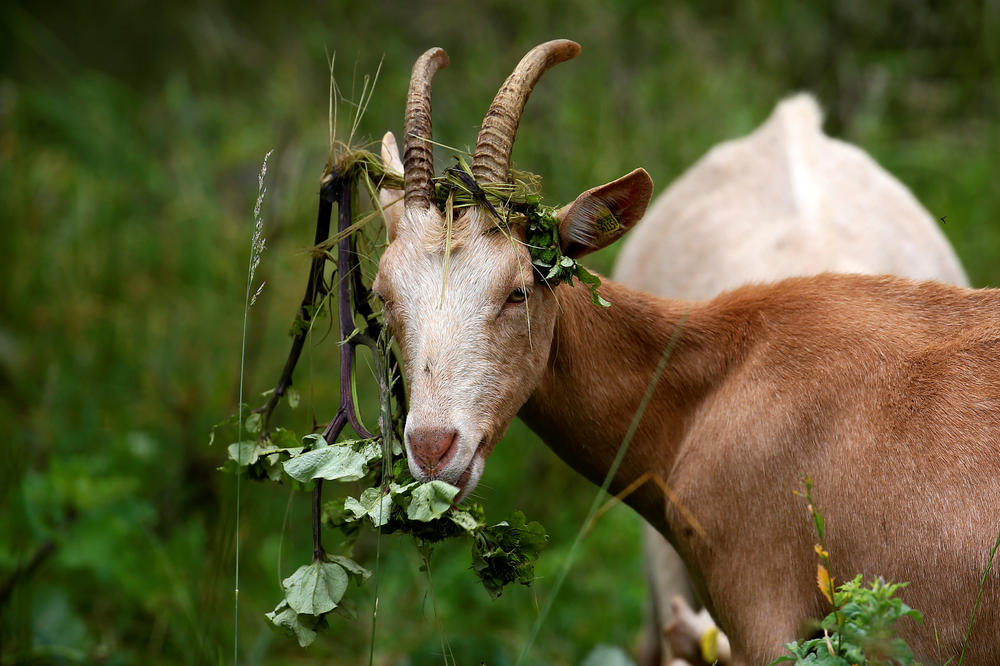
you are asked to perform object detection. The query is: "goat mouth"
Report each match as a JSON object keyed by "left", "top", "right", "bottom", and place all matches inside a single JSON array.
[
  {"left": 454, "top": 437, "right": 487, "bottom": 499},
  {"left": 456, "top": 463, "right": 474, "bottom": 492}
]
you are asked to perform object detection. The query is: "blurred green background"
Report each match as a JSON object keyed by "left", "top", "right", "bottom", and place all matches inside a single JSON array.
[{"left": 2, "top": 1, "right": 997, "bottom": 664}]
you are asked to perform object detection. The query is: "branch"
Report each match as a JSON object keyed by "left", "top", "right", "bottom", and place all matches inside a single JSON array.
[
  {"left": 0, "top": 539, "right": 57, "bottom": 607},
  {"left": 258, "top": 178, "right": 339, "bottom": 433},
  {"left": 259, "top": 162, "right": 408, "bottom": 563},
  {"left": 335, "top": 178, "right": 375, "bottom": 440}
]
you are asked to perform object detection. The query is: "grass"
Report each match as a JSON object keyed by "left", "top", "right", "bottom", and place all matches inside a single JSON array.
[
  {"left": 233, "top": 148, "right": 273, "bottom": 665},
  {"left": 958, "top": 526, "right": 1000, "bottom": 665}
]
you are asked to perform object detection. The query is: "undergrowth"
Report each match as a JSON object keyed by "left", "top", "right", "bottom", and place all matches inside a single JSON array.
[{"left": 771, "top": 478, "right": 923, "bottom": 666}]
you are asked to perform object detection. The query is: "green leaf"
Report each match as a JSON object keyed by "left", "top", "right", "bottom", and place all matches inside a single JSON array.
[
  {"left": 471, "top": 511, "right": 548, "bottom": 598},
  {"left": 283, "top": 442, "right": 378, "bottom": 483},
  {"left": 340, "top": 325, "right": 364, "bottom": 345},
  {"left": 389, "top": 480, "right": 418, "bottom": 495},
  {"left": 450, "top": 510, "right": 481, "bottom": 533},
  {"left": 208, "top": 405, "right": 249, "bottom": 446},
  {"left": 406, "top": 480, "right": 459, "bottom": 522},
  {"left": 262, "top": 453, "right": 285, "bottom": 481},
  {"left": 245, "top": 412, "right": 262, "bottom": 434},
  {"left": 301, "top": 433, "right": 327, "bottom": 450},
  {"left": 228, "top": 441, "right": 258, "bottom": 466},
  {"left": 268, "top": 427, "right": 301, "bottom": 451},
  {"left": 282, "top": 561, "right": 348, "bottom": 615},
  {"left": 344, "top": 487, "right": 393, "bottom": 527},
  {"left": 573, "top": 265, "right": 611, "bottom": 307},
  {"left": 328, "top": 555, "right": 372, "bottom": 583},
  {"left": 287, "top": 387, "right": 300, "bottom": 409}
]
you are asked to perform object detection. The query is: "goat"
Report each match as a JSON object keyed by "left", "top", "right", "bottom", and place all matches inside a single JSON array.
[
  {"left": 373, "top": 40, "right": 1000, "bottom": 664},
  {"left": 615, "top": 93, "right": 969, "bottom": 664}
]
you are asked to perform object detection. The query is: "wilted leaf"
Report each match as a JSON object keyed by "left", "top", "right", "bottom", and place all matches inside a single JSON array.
[
  {"left": 817, "top": 564, "right": 834, "bottom": 604},
  {"left": 407, "top": 480, "right": 459, "bottom": 522},
  {"left": 282, "top": 561, "right": 348, "bottom": 615},
  {"left": 266, "top": 600, "right": 320, "bottom": 647},
  {"left": 328, "top": 555, "right": 371, "bottom": 582}
]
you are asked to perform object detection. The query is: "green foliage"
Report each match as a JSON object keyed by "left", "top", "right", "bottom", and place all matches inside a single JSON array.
[
  {"left": 218, "top": 402, "right": 550, "bottom": 634},
  {"left": 282, "top": 560, "right": 350, "bottom": 616},
  {"left": 772, "top": 577, "right": 922, "bottom": 666},
  {"left": 524, "top": 205, "right": 610, "bottom": 307},
  {"left": 773, "top": 480, "right": 922, "bottom": 665},
  {"left": 435, "top": 158, "right": 610, "bottom": 306},
  {"left": 282, "top": 438, "right": 380, "bottom": 483},
  {"left": 472, "top": 511, "right": 549, "bottom": 600}
]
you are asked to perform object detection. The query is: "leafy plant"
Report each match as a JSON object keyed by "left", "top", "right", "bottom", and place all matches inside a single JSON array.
[
  {"left": 771, "top": 479, "right": 922, "bottom": 665},
  {"left": 773, "top": 576, "right": 922, "bottom": 666}
]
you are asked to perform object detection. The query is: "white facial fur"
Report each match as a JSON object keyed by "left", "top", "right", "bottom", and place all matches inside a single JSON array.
[
  {"left": 373, "top": 203, "right": 558, "bottom": 499},
  {"left": 373, "top": 131, "right": 652, "bottom": 498}
]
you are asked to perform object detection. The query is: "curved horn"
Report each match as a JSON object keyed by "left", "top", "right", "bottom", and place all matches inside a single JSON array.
[
  {"left": 404, "top": 47, "right": 449, "bottom": 210},
  {"left": 471, "top": 40, "right": 581, "bottom": 185}
]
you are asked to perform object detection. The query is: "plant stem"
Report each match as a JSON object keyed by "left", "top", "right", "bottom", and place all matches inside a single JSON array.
[
  {"left": 0, "top": 539, "right": 56, "bottom": 607},
  {"left": 257, "top": 178, "right": 336, "bottom": 433},
  {"left": 516, "top": 309, "right": 690, "bottom": 665},
  {"left": 312, "top": 480, "right": 325, "bottom": 562},
  {"left": 337, "top": 176, "right": 374, "bottom": 439}
]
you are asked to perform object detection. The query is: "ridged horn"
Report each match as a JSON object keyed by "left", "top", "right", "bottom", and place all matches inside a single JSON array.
[
  {"left": 404, "top": 47, "right": 449, "bottom": 210},
  {"left": 471, "top": 40, "right": 580, "bottom": 185}
]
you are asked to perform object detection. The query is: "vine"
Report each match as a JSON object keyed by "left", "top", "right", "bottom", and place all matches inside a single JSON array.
[{"left": 214, "top": 148, "right": 548, "bottom": 649}]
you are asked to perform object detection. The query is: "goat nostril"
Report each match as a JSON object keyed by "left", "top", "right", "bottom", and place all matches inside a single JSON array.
[{"left": 408, "top": 427, "right": 459, "bottom": 472}]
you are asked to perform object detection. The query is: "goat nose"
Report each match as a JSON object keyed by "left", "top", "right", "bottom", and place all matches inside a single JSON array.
[{"left": 407, "top": 427, "right": 459, "bottom": 473}]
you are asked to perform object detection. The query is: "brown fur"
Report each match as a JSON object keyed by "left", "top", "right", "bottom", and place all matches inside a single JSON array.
[{"left": 521, "top": 273, "right": 1000, "bottom": 665}]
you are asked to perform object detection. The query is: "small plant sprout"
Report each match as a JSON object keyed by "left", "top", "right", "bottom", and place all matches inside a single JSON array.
[{"left": 771, "top": 479, "right": 923, "bottom": 665}]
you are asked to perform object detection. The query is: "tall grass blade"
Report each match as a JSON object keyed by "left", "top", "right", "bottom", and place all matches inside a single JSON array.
[
  {"left": 233, "top": 148, "right": 273, "bottom": 665},
  {"left": 958, "top": 524, "right": 1000, "bottom": 664},
  {"left": 516, "top": 308, "right": 691, "bottom": 665}
]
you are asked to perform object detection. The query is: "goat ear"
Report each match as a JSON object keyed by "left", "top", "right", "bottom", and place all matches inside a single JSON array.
[
  {"left": 379, "top": 131, "right": 405, "bottom": 241},
  {"left": 557, "top": 168, "right": 653, "bottom": 258}
]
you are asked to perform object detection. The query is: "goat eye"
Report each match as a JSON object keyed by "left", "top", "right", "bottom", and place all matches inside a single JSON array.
[{"left": 506, "top": 288, "right": 528, "bottom": 304}]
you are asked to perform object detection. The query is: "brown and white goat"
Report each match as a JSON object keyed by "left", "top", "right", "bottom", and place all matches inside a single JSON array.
[
  {"left": 373, "top": 40, "right": 1000, "bottom": 664},
  {"left": 616, "top": 94, "right": 969, "bottom": 665}
]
